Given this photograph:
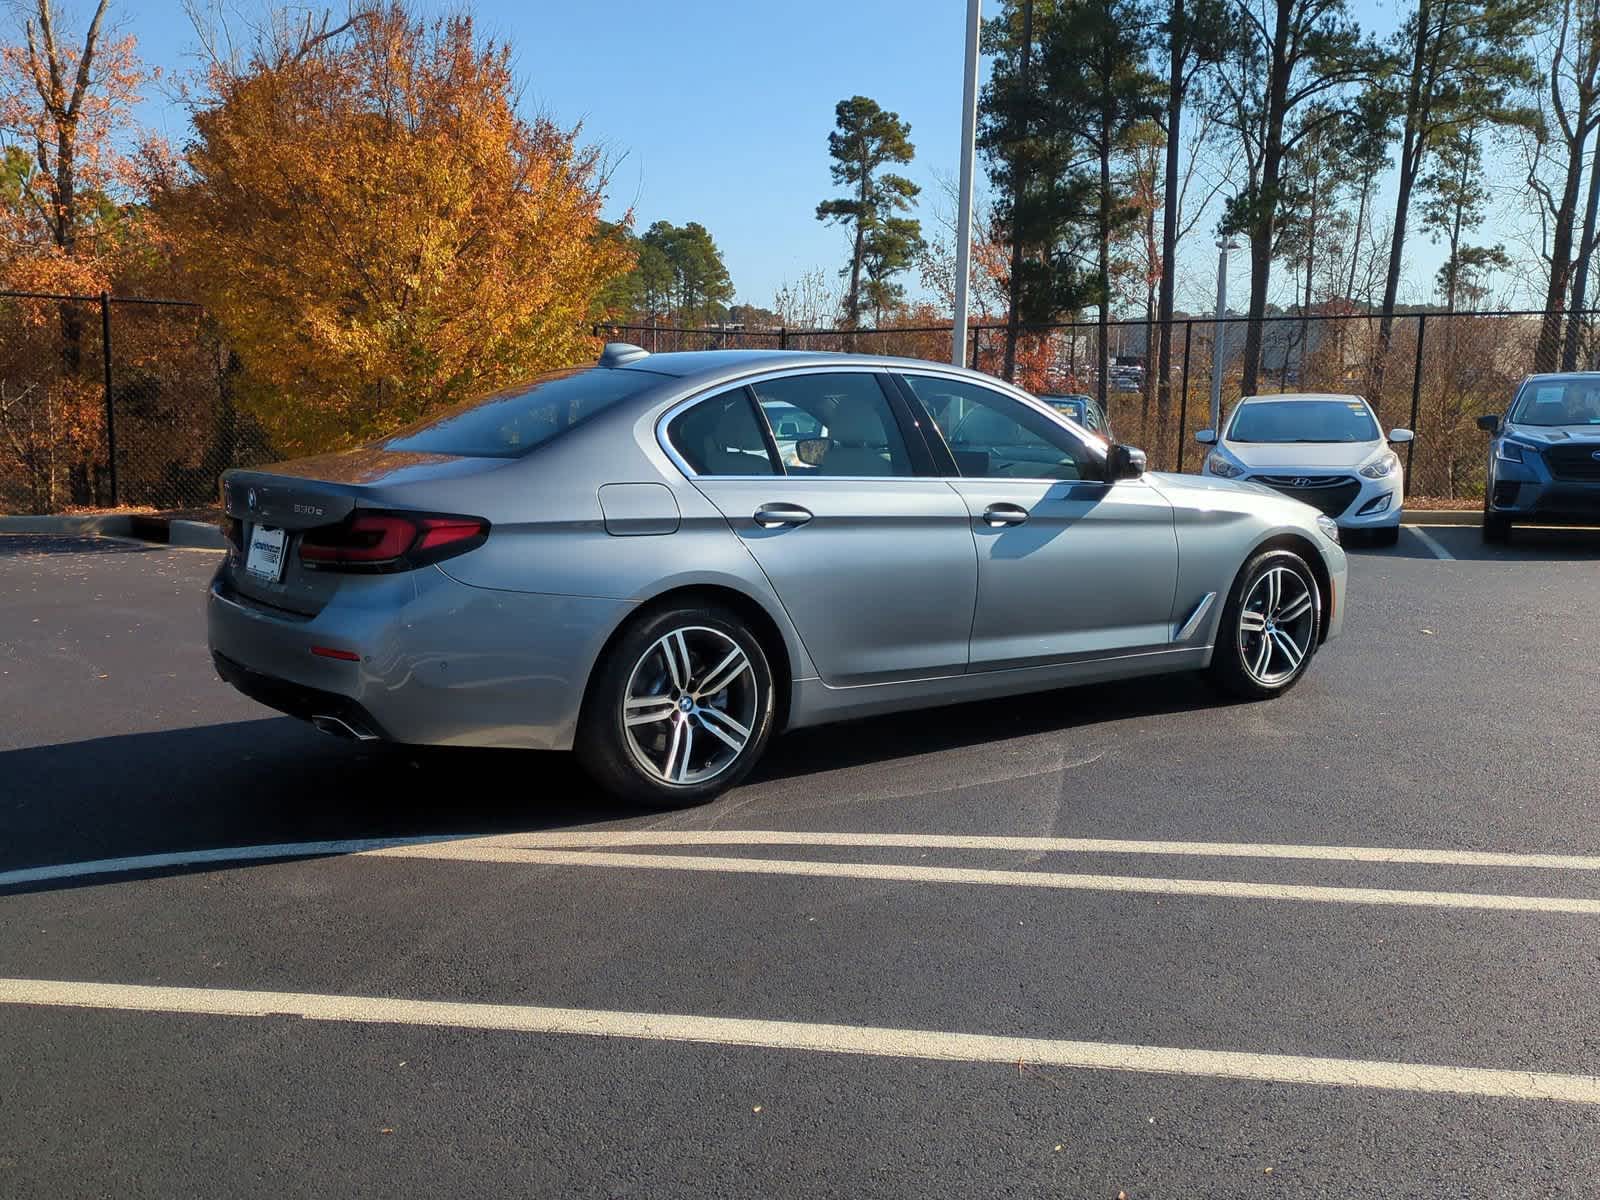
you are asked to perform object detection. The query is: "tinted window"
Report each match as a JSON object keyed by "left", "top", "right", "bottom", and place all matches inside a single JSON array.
[
  {"left": 1227, "top": 399, "right": 1379, "bottom": 443},
  {"left": 902, "top": 376, "right": 1098, "bottom": 481},
  {"left": 382, "top": 367, "right": 666, "bottom": 458},
  {"left": 667, "top": 388, "right": 779, "bottom": 476},
  {"left": 1510, "top": 378, "right": 1600, "bottom": 426},
  {"left": 749, "top": 373, "right": 915, "bottom": 477}
]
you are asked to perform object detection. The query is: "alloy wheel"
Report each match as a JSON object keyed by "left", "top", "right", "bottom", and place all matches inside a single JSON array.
[
  {"left": 1236, "top": 566, "right": 1316, "bottom": 687},
  {"left": 621, "top": 626, "right": 760, "bottom": 785}
]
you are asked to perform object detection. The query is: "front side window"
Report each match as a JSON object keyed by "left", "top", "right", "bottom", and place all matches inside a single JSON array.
[
  {"left": 382, "top": 367, "right": 668, "bottom": 458},
  {"left": 1227, "top": 399, "right": 1379, "bottom": 443},
  {"left": 749, "top": 373, "right": 915, "bottom": 477},
  {"left": 901, "top": 375, "right": 1099, "bottom": 481},
  {"left": 1510, "top": 378, "right": 1600, "bottom": 426},
  {"left": 666, "top": 388, "right": 779, "bottom": 476}
]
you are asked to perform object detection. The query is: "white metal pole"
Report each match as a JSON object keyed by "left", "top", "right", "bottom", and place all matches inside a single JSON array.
[
  {"left": 952, "top": 0, "right": 982, "bottom": 368},
  {"left": 1209, "top": 240, "right": 1232, "bottom": 433}
]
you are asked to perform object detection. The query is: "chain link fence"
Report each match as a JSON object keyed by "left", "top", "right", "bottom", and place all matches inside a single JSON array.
[
  {"left": 4, "top": 298, "right": 1590, "bottom": 514},
  {"left": 601, "top": 310, "right": 1599, "bottom": 502},
  {"left": 0, "top": 291, "right": 274, "bottom": 514}
]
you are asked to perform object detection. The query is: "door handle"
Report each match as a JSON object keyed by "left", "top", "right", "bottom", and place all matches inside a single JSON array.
[
  {"left": 753, "top": 503, "right": 814, "bottom": 528},
  {"left": 981, "top": 503, "right": 1029, "bottom": 527}
]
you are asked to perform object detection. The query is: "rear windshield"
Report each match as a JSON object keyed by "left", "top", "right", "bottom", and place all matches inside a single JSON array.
[
  {"left": 1510, "top": 378, "right": 1600, "bottom": 426},
  {"left": 1044, "top": 397, "right": 1086, "bottom": 422},
  {"left": 380, "top": 367, "right": 667, "bottom": 458},
  {"left": 1228, "top": 399, "right": 1378, "bottom": 443}
]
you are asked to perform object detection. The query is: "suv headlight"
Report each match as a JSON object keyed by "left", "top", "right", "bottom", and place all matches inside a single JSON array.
[
  {"left": 1206, "top": 452, "right": 1244, "bottom": 479},
  {"left": 1495, "top": 440, "right": 1524, "bottom": 463},
  {"left": 1316, "top": 514, "right": 1340, "bottom": 543},
  {"left": 1359, "top": 450, "right": 1400, "bottom": 479}
]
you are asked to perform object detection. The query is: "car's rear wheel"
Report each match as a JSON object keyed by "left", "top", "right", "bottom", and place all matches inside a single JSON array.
[
  {"left": 1207, "top": 549, "right": 1321, "bottom": 701},
  {"left": 576, "top": 603, "right": 775, "bottom": 807}
]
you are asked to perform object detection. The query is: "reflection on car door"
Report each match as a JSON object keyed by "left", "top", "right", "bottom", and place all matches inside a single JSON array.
[
  {"left": 897, "top": 372, "right": 1179, "bottom": 671},
  {"left": 667, "top": 371, "right": 977, "bottom": 686}
]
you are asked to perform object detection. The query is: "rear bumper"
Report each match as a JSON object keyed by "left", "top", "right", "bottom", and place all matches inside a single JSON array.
[{"left": 207, "top": 564, "right": 634, "bottom": 750}]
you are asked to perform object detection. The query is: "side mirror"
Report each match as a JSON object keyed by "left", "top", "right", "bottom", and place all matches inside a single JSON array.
[
  {"left": 1388, "top": 428, "right": 1415, "bottom": 444},
  {"left": 1476, "top": 414, "right": 1501, "bottom": 434},
  {"left": 1106, "top": 443, "right": 1147, "bottom": 481},
  {"left": 795, "top": 437, "right": 831, "bottom": 467},
  {"left": 1194, "top": 429, "right": 1218, "bottom": 445}
]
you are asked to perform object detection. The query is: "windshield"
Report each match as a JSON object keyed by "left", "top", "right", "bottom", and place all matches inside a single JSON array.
[
  {"left": 380, "top": 367, "right": 667, "bottom": 458},
  {"left": 1227, "top": 399, "right": 1378, "bottom": 444},
  {"left": 1510, "top": 378, "right": 1600, "bottom": 427}
]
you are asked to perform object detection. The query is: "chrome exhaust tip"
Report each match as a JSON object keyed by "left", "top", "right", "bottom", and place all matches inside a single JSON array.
[{"left": 311, "top": 714, "right": 378, "bottom": 742}]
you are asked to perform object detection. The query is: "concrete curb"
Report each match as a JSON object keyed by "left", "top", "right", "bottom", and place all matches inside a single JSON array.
[
  {"left": 1403, "top": 510, "right": 1479, "bottom": 526},
  {"left": 0, "top": 514, "right": 225, "bottom": 548},
  {"left": 0, "top": 514, "right": 134, "bottom": 537}
]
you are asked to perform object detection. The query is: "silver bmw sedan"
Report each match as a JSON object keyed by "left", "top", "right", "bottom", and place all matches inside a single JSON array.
[{"left": 209, "top": 345, "right": 1347, "bottom": 806}]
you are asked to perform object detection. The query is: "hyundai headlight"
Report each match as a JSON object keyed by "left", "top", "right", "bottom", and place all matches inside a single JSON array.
[
  {"left": 1206, "top": 452, "right": 1244, "bottom": 479},
  {"left": 1495, "top": 440, "right": 1525, "bottom": 463},
  {"left": 1359, "top": 450, "right": 1400, "bottom": 479},
  {"left": 1315, "top": 514, "right": 1340, "bottom": 543}
]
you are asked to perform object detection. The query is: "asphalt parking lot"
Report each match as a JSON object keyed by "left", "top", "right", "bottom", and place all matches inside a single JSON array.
[{"left": 2, "top": 524, "right": 1599, "bottom": 1198}]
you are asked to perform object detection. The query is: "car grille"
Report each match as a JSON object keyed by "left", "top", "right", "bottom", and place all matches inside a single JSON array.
[
  {"left": 1247, "top": 475, "right": 1362, "bottom": 518},
  {"left": 1543, "top": 443, "right": 1600, "bottom": 482}
]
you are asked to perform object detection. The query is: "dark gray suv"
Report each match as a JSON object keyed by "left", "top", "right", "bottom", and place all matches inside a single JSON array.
[{"left": 1478, "top": 373, "right": 1600, "bottom": 542}]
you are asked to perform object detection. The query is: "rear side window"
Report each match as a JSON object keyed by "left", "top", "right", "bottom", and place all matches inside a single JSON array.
[
  {"left": 381, "top": 367, "right": 667, "bottom": 458},
  {"left": 667, "top": 388, "right": 780, "bottom": 476},
  {"left": 749, "top": 373, "right": 916, "bottom": 477}
]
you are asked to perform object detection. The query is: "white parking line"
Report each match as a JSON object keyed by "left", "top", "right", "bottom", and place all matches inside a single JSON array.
[
  {"left": 8, "top": 829, "right": 1600, "bottom": 891},
  {"left": 443, "top": 829, "right": 1600, "bottom": 871},
  {"left": 3, "top": 977, "right": 1597, "bottom": 1105},
  {"left": 362, "top": 845, "right": 1600, "bottom": 914},
  {"left": 0, "top": 836, "right": 473, "bottom": 889},
  {"left": 1405, "top": 525, "right": 1456, "bottom": 560}
]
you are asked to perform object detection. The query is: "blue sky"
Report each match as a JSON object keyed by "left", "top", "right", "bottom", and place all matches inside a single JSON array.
[{"left": 103, "top": 0, "right": 1487, "bottom": 316}]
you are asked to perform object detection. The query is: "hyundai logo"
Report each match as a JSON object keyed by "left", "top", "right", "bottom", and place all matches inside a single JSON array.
[
  {"left": 247, "top": 487, "right": 257, "bottom": 511},
  {"left": 1292, "top": 477, "right": 1311, "bottom": 488},
  {"left": 1592, "top": 450, "right": 1600, "bottom": 462}
]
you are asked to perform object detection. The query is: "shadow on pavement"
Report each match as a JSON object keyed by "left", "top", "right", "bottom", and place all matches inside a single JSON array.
[
  {"left": 1346, "top": 524, "right": 1600, "bottom": 563},
  {"left": 754, "top": 670, "right": 1230, "bottom": 783},
  {"left": 3, "top": 672, "right": 1236, "bottom": 894},
  {"left": 0, "top": 534, "right": 158, "bottom": 557}
]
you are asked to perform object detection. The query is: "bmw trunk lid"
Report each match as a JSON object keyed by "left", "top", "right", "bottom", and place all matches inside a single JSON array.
[{"left": 219, "top": 448, "right": 493, "bottom": 616}]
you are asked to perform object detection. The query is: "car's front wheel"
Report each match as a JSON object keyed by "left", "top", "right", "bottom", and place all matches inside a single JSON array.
[
  {"left": 576, "top": 603, "right": 776, "bottom": 807},
  {"left": 1482, "top": 509, "right": 1511, "bottom": 543},
  {"left": 1207, "top": 549, "right": 1321, "bottom": 700}
]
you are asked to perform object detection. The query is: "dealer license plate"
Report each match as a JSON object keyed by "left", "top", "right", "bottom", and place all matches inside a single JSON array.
[{"left": 244, "top": 524, "right": 287, "bottom": 582}]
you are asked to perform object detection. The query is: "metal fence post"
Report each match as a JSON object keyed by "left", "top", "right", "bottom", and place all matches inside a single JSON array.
[
  {"left": 779, "top": 327, "right": 788, "bottom": 350},
  {"left": 1177, "top": 320, "right": 1192, "bottom": 474},
  {"left": 100, "top": 291, "right": 118, "bottom": 506},
  {"left": 970, "top": 326, "right": 981, "bottom": 370},
  {"left": 1406, "top": 313, "right": 1426, "bottom": 497}
]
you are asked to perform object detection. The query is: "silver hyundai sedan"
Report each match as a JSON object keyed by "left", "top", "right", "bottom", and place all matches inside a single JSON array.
[{"left": 209, "top": 346, "right": 1347, "bottom": 806}]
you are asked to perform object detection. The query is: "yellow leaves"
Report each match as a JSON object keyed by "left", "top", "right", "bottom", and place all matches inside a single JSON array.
[{"left": 155, "top": 5, "right": 627, "bottom": 457}]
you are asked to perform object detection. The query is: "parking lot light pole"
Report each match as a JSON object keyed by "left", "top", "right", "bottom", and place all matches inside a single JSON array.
[
  {"left": 952, "top": 0, "right": 981, "bottom": 368},
  {"left": 1210, "top": 238, "right": 1239, "bottom": 436}
]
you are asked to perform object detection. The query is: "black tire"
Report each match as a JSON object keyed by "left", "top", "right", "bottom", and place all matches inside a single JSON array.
[
  {"left": 1371, "top": 524, "right": 1400, "bottom": 548},
  {"left": 575, "top": 603, "right": 776, "bottom": 808},
  {"left": 1482, "top": 511, "right": 1511, "bottom": 543},
  {"left": 1206, "top": 548, "right": 1322, "bottom": 701}
]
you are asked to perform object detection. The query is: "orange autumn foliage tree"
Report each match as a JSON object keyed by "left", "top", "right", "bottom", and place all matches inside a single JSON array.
[
  {"left": 0, "top": 0, "right": 153, "bottom": 511},
  {"left": 153, "top": 5, "right": 632, "bottom": 455}
]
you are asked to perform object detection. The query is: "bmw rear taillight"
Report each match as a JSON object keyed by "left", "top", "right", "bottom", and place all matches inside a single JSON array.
[{"left": 299, "top": 511, "right": 489, "bottom": 572}]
